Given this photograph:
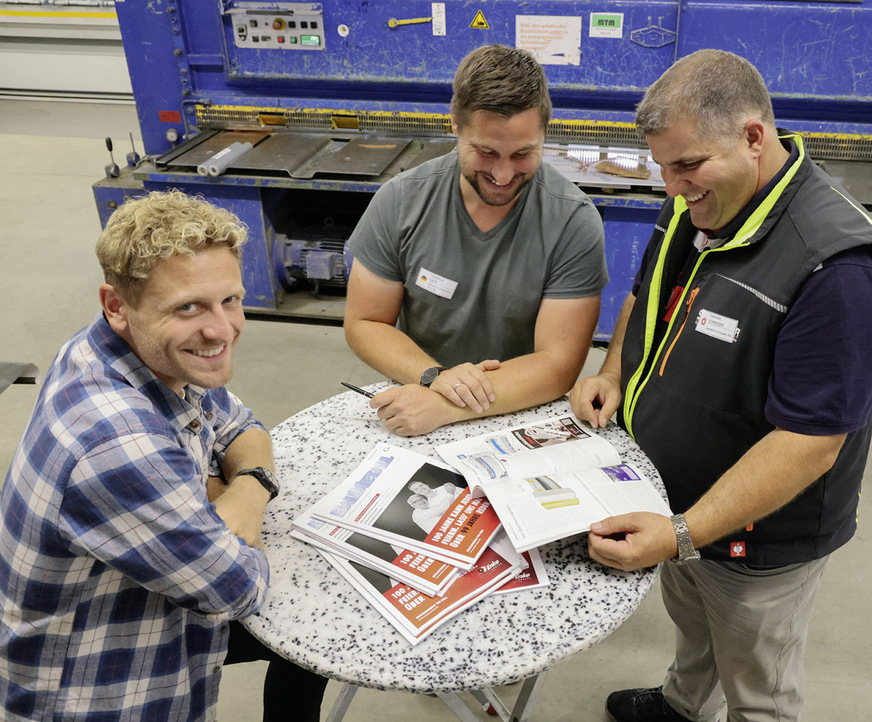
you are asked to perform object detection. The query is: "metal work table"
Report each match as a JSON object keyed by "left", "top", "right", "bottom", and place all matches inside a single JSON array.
[{"left": 245, "top": 383, "right": 665, "bottom": 721}]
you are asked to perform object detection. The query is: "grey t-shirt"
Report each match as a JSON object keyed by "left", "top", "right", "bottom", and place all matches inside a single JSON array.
[{"left": 348, "top": 150, "right": 608, "bottom": 368}]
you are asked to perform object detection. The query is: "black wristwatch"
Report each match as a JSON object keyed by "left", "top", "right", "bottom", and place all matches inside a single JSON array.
[
  {"left": 419, "top": 366, "right": 444, "bottom": 388},
  {"left": 234, "top": 467, "right": 280, "bottom": 502}
]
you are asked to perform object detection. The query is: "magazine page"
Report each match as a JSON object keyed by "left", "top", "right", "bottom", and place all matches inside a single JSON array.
[
  {"left": 492, "top": 548, "right": 550, "bottom": 595},
  {"left": 296, "top": 444, "right": 501, "bottom": 568},
  {"left": 483, "top": 463, "right": 672, "bottom": 552},
  {"left": 318, "top": 543, "right": 521, "bottom": 645},
  {"left": 435, "top": 416, "right": 621, "bottom": 491},
  {"left": 290, "top": 526, "right": 462, "bottom": 597}
]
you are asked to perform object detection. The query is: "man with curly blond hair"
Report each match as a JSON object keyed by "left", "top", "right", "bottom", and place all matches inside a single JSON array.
[{"left": 0, "top": 191, "right": 326, "bottom": 721}]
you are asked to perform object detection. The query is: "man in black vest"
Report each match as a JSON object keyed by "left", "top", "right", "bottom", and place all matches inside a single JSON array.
[{"left": 570, "top": 49, "right": 872, "bottom": 722}]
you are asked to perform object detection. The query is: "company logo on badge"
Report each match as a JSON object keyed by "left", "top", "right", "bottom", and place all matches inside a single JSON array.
[
  {"left": 695, "top": 309, "right": 740, "bottom": 343},
  {"left": 730, "top": 541, "right": 746, "bottom": 558},
  {"left": 415, "top": 267, "right": 458, "bottom": 300}
]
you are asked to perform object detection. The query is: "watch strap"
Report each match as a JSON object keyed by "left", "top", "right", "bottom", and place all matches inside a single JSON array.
[
  {"left": 234, "top": 466, "right": 280, "bottom": 502},
  {"left": 670, "top": 513, "right": 700, "bottom": 564}
]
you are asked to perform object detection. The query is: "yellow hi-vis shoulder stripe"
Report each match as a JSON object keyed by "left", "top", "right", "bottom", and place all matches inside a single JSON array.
[
  {"left": 622, "top": 196, "right": 686, "bottom": 439},
  {"left": 622, "top": 132, "right": 805, "bottom": 438}
]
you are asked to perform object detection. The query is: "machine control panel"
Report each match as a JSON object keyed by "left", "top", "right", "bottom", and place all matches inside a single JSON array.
[{"left": 231, "top": 3, "right": 324, "bottom": 50}]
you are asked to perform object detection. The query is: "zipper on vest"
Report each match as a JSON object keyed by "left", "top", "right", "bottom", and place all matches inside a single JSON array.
[{"left": 659, "top": 286, "right": 700, "bottom": 376}]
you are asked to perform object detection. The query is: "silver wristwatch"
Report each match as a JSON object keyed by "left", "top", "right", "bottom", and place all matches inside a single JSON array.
[
  {"left": 234, "top": 467, "right": 280, "bottom": 502},
  {"left": 669, "top": 513, "right": 700, "bottom": 565}
]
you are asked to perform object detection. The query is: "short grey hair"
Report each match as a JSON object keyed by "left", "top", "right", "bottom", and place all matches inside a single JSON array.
[{"left": 635, "top": 49, "right": 775, "bottom": 144}]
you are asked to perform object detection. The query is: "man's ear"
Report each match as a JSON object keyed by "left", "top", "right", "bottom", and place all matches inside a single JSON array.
[
  {"left": 99, "top": 283, "right": 130, "bottom": 336},
  {"left": 450, "top": 111, "right": 459, "bottom": 138},
  {"left": 743, "top": 118, "right": 766, "bottom": 158}
]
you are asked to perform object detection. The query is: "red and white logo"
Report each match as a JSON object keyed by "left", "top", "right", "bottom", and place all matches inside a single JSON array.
[{"left": 730, "top": 541, "right": 746, "bottom": 558}]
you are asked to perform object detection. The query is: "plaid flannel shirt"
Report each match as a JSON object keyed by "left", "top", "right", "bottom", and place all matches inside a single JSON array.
[{"left": 0, "top": 313, "right": 270, "bottom": 721}]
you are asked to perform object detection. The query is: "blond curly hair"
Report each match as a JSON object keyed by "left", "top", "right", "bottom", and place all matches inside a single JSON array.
[{"left": 96, "top": 190, "right": 247, "bottom": 306}]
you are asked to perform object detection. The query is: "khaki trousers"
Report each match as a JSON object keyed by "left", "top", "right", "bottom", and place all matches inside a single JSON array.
[{"left": 660, "top": 557, "right": 829, "bottom": 722}]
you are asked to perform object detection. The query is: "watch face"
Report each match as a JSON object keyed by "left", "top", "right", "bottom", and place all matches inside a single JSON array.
[{"left": 420, "top": 367, "right": 441, "bottom": 386}]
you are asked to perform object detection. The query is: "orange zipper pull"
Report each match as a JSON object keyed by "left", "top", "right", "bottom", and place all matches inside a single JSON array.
[{"left": 659, "top": 287, "right": 700, "bottom": 376}]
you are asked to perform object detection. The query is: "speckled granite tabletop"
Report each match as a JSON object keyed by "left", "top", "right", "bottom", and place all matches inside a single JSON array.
[{"left": 244, "top": 383, "right": 664, "bottom": 694}]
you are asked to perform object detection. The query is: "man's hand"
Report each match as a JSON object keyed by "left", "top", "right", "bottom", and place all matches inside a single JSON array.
[
  {"left": 587, "top": 512, "right": 677, "bottom": 571},
  {"left": 429, "top": 359, "right": 501, "bottom": 412},
  {"left": 370, "top": 384, "right": 459, "bottom": 437},
  {"left": 212, "top": 474, "right": 271, "bottom": 549},
  {"left": 569, "top": 372, "right": 622, "bottom": 428}
]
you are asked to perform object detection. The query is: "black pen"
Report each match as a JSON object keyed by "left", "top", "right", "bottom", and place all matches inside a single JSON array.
[{"left": 341, "top": 381, "right": 374, "bottom": 398}]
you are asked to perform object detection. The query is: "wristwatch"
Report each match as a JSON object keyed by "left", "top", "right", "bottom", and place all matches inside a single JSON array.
[
  {"left": 234, "top": 467, "right": 281, "bottom": 502},
  {"left": 669, "top": 513, "right": 700, "bottom": 565},
  {"left": 419, "top": 366, "right": 444, "bottom": 388}
]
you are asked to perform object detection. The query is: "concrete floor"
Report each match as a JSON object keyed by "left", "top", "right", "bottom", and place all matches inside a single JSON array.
[{"left": 1, "top": 98, "right": 870, "bottom": 721}]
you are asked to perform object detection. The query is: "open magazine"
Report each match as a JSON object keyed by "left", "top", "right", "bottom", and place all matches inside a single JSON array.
[
  {"left": 293, "top": 444, "right": 502, "bottom": 569},
  {"left": 436, "top": 416, "right": 672, "bottom": 553}
]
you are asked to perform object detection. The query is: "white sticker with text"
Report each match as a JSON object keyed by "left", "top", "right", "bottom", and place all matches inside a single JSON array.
[
  {"left": 695, "top": 309, "right": 740, "bottom": 343},
  {"left": 415, "top": 267, "right": 458, "bottom": 300}
]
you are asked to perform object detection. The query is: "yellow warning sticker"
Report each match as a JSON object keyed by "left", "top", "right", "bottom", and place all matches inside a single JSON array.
[{"left": 470, "top": 9, "right": 489, "bottom": 29}]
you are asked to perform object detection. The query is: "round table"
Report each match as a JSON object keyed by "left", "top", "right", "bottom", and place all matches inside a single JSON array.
[{"left": 245, "top": 384, "right": 664, "bottom": 719}]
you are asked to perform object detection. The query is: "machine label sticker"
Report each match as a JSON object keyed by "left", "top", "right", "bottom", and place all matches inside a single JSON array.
[
  {"left": 695, "top": 309, "right": 739, "bottom": 344},
  {"left": 590, "top": 13, "right": 624, "bottom": 39},
  {"left": 432, "top": 3, "right": 446, "bottom": 36},
  {"left": 516, "top": 15, "right": 581, "bottom": 65},
  {"left": 416, "top": 267, "right": 457, "bottom": 300}
]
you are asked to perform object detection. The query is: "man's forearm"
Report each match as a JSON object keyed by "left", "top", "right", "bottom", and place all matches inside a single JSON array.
[
  {"left": 684, "top": 428, "right": 845, "bottom": 549},
  {"left": 439, "top": 349, "right": 583, "bottom": 424},
  {"left": 221, "top": 428, "right": 275, "bottom": 480},
  {"left": 345, "top": 318, "right": 439, "bottom": 385}
]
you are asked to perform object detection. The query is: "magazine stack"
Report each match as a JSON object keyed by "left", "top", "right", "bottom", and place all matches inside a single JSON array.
[{"left": 292, "top": 416, "right": 670, "bottom": 645}]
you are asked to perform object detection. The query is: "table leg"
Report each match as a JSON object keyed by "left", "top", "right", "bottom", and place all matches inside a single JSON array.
[
  {"left": 436, "top": 691, "right": 488, "bottom": 722},
  {"left": 509, "top": 674, "right": 547, "bottom": 722},
  {"left": 325, "top": 683, "right": 359, "bottom": 722}
]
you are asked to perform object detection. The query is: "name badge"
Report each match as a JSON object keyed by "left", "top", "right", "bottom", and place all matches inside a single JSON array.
[
  {"left": 415, "top": 267, "right": 458, "bottom": 300},
  {"left": 695, "top": 309, "right": 740, "bottom": 343}
]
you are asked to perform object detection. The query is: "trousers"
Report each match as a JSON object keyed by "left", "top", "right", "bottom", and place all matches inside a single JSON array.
[
  {"left": 224, "top": 620, "right": 329, "bottom": 722},
  {"left": 660, "top": 557, "right": 828, "bottom": 722}
]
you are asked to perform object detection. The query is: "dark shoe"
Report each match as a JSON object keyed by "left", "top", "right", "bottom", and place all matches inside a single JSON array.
[{"left": 606, "top": 686, "right": 693, "bottom": 721}]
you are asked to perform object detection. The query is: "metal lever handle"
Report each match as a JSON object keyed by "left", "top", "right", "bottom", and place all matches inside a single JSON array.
[{"left": 387, "top": 16, "right": 432, "bottom": 28}]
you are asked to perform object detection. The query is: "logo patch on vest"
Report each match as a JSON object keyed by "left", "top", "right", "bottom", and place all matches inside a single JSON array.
[
  {"left": 695, "top": 309, "right": 740, "bottom": 343},
  {"left": 730, "top": 541, "right": 747, "bottom": 558}
]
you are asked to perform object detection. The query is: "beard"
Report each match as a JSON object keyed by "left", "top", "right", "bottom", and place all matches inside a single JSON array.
[{"left": 462, "top": 169, "right": 532, "bottom": 207}]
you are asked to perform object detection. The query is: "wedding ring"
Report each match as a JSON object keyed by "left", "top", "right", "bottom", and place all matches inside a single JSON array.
[{"left": 453, "top": 382, "right": 464, "bottom": 389}]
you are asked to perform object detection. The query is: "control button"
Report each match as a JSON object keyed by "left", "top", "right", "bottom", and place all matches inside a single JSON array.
[
  {"left": 289, "top": 36, "right": 298, "bottom": 43},
  {"left": 273, "top": 18, "right": 285, "bottom": 30},
  {"left": 301, "top": 21, "right": 308, "bottom": 28},
  {"left": 311, "top": 21, "right": 318, "bottom": 29},
  {"left": 277, "top": 35, "right": 285, "bottom": 43},
  {"left": 250, "top": 19, "right": 258, "bottom": 27},
  {"left": 289, "top": 20, "right": 296, "bottom": 28}
]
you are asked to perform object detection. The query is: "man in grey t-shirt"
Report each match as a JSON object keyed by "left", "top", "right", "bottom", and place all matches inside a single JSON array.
[{"left": 345, "top": 45, "right": 608, "bottom": 436}]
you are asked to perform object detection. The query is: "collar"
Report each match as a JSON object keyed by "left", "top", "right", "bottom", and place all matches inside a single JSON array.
[
  {"left": 88, "top": 312, "right": 202, "bottom": 430},
  {"left": 704, "top": 135, "right": 800, "bottom": 242}
]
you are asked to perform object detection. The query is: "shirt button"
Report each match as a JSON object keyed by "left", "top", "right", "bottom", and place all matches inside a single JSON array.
[
  {"left": 206, "top": 412, "right": 214, "bottom": 421},
  {"left": 213, "top": 666, "right": 221, "bottom": 674},
  {"left": 190, "top": 419, "right": 201, "bottom": 430}
]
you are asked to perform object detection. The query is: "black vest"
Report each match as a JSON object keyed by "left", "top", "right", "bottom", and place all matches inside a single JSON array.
[{"left": 619, "top": 135, "right": 872, "bottom": 565}]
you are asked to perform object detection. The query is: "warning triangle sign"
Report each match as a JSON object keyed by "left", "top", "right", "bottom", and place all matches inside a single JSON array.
[{"left": 470, "top": 10, "right": 489, "bottom": 29}]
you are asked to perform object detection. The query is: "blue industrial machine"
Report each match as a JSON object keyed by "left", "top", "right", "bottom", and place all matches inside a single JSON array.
[{"left": 93, "top": 0, "right": 872, "bottom": 338}]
